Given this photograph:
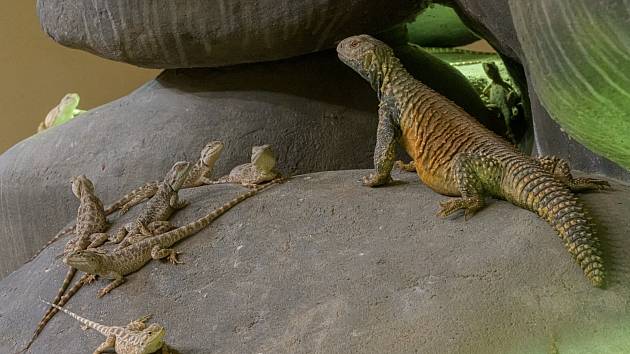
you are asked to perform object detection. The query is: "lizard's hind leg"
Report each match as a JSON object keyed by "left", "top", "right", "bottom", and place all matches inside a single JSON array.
[
  {"left": 438, "top": 153, "right": 502, "bottom": 220},
  {"left": 93, "top": 335, "right": 115, "bottom": 354},
  {"left": 537, "top": 156, "right": 610, "bottom": 192}
]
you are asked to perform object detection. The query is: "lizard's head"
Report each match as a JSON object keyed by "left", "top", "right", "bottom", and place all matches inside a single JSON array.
[
  {"left": 58, "top": 93, "right": 80, "bottom": 111},
  {"left": 337, "top": 35, "right": 395, "bottom": 89},
  {"left": 482, "top": 62, "right": 502, "bottom": 83},
  {"left": 140, "top": 323, "right": 166, "bottom": 352},
  {"left": 200, "top": 140, "right": 224, "bottom": 167},
  {"left": 63, "top": 249, "right": 104, "bottom": 274},
  {"left": 251, "top": 144, "right": 276, "bottom": 171},
  {"left": 70, "top": 175, "right": 94, "bottom": 198},
  {"left": 164, "top": 161, "right": 192, "bottom": 191}
]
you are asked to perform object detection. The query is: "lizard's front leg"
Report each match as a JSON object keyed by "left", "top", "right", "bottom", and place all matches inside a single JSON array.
[
  {"left": 363, "top": 104, "right": 398, "bottom": 187},
  {"left": 395, "top": 160, "right": 416, "bottom": 172},
  {"left": 110, "top": 224, "right": 131, "bottom": 244},
  {"left": 87, "top": 233, "right": 109, "bottom": 248},
  {"left": 169, "top": 194, "right": 189, "bottom": 210},
  {"left": 151, "top": 245, "right": 183, "bottom": 264},
  {"left": 97, "top": 273, "right": 125, "bottom": 298},
  {"left": 126, "top": 315, "right": 151, "bottom": 331},
  {"left": 438, "top": 153, "right": 502, "bottom": 220}
]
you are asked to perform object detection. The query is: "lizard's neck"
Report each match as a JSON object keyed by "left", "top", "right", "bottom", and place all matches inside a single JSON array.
[{"left": 376, "top": 56, "right": 408, "bottom": 100}]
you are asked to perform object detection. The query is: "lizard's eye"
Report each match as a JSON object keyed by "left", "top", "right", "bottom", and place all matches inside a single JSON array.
[{"left": 350, "top": 40, "right": 360, "bottom": 48}]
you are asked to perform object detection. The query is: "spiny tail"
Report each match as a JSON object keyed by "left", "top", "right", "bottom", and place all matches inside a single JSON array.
[
  {"left": 22, "top": 273, "right": 89, "bottom": 352},
  {"left": 163, "top": 177, "right": 286, "bottom": 245},
  {"left": 103, "top": 181, "right": 159, "bottom": 214},
  {"left": 38, "top": 299, "right": 110, "bottom": 335},
  {"left": 511, "top": 168, "right": 604, "bottom": 287}
]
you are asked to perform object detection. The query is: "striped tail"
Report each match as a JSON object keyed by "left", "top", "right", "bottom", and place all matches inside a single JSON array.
[
  {"left": 104, "top": 181, "right": 159, "bottom": 215},
  {"left": 38, "top": 299, "right": 109, "bottom": 335},
  {"left": 161, "top": 177, "right": 286, "bottom": 246},
  {"left": 22, "top": 273, "right": 89, "bottom": 352},
  {"left": 510, "top": 168, "right": 604, "bottom": 287}
]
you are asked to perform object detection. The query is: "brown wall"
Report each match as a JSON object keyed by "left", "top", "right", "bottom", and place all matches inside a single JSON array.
[{"left": 0, "top": 2, "right": 159, "bottom": 153}]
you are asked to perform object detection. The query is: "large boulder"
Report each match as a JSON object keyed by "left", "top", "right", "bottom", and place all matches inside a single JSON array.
[
  {"left": 2, "top": 170, "right": 629, "bottom": 353},
  {"left": 441, "top": 0, "right": 630, "bottom": 181},
  {"left": 36, "top": 0, "right": 428, "bottom": 68},
  {"left": 0, "top": 48, "right": 498, "bottom": 277},
  {"left": 509, "top": 0, "right": 630, "bottom": 172}
]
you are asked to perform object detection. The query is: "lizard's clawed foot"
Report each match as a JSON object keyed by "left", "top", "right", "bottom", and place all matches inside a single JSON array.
[
  {"left": 96, "top": 289, "right": 108, "bottom": 298},
  {"left": 118, "top": 205, "right": 131, "bottom": 216},
  {"left": 168, "top": 251, "right": 183, "bottom": 265},
  {"left": 569, "top": 177, "right": 611, "bottom": 192},
  {"left": 362, "top": 173, "right": 392, "bottom": 187},
  {"left": 438, "top": 197, "right": 483, "bottom": 220},
  {"left": 83, "top": 274, "right": 97, "bottom": 284},
  {"left": 394, "top": 160, "right": 416, "bottom": 172}
]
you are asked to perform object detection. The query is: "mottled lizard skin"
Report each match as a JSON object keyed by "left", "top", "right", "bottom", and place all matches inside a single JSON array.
[
  {"left": 111, "top": 161, "right": 192, "bottom": 249},
  {"left": 337, "top": 35, "right": 609, "bottom": 287},
  {"left": 39, "top": 300, "right": 169, "bottom": 354},
  {"left": 23, "top": 176, "right": 109, "bottom": 352},
  {"left": 29, "top": 141, "right": 224, "bottom": 257},
  {"left": 64, "top": 177, "right": 285, "bottom": 298},
  {"left": 212, "top": 144, "right": 280, "bottom": 187}
]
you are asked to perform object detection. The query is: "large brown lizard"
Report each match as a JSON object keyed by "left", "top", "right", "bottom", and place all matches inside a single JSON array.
[
  {"left": 337, "top": 35, "right": 609, "bottom": 287},
  {"left": 211, "top": 144, "right": 280, "bottom": 187},
  {"left": 64, "top": 177, "right": 285, "bottom": 298},
  {"left": 22, "top": 175, "right": 110, "bottom": 352},
  {"left": 110, "top": 161, "right": 192, "bottom": 249},
  {"left": 38, "top": 299, "right": 170, "bottom": 354},
  {"left": 28, "top": 141, "right": 224, "bottom": 261}
]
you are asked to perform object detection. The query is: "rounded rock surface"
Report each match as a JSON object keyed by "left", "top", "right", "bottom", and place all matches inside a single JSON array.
[
  {"left": 0, "top": 48, "right": 498, "bottom": 277},
  {"left": 36, "top": 0, "right": 428, "bottom": 68},
  {"left": 1, "top": 170, "right": 629, "bottom": 353}
]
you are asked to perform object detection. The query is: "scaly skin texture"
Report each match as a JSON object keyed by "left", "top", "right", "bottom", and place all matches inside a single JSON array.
[
  {"left": 111, "top": 161, "right": 192, "bottom": 249},
  {"left": 212, "top": 144, "right": 280, "bottom": 187},
  {"left": 39, "top": 300, "right": 169, "bottom": 354},
  {"left": 337, "top": 35, "right": 609, "bottom": 287},
  {"left": 64, "top": 178, "right": 285, "bottom": 298},
  {"left": 29, "top": 141, "right": 225, "bottom": 258},
  {"left": 23, "top": 176, "right": 109, "bottom": 352}
]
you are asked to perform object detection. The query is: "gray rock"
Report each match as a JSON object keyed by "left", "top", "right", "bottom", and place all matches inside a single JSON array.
[
  {"left": 36, "top": 0, "right": 428, "bottom": 68},
  {"left": 0, "top": 48, "right": 499, "bottom": 278},
  {"left": 2, "top": 170, "right": 629, "bottom": 353}
]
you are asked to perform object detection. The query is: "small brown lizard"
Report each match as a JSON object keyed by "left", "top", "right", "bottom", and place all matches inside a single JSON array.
[
  {"left": 110, "top": 161, "right": 191, "bottom": 250},
  {"left": 113, "top": 140, "right": 225, "bottom": 215},
  {"left": 28, "top": 141, "right": 224, "bottom": 261},
  {"left": 212, "top": 144, "right": 280, "bottom": 187},
  {"left": 23, "top": 175, "right": 109, "bottom": 352},
  {"left": 38, "top": 299, "right": 170, "bottom": 354},
  {"left": 64, "top": 177, "right": 285, "bottom": 298}
]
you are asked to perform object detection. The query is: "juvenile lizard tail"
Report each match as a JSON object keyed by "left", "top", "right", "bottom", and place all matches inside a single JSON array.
[
  {"left": 506, "top": 163, "right": 604, "bottom": 287},
  {"left": 38, "top": 299, "right": 112, "bottom": 336},
  {"left": 21, "top": 273, "right": 91, "bottom": 352},
  {"left": 155, "top": 177, "right": 286, "bottom": 246}
]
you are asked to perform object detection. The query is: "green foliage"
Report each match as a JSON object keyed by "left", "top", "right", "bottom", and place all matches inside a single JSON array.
[
  {"left": 509, "top": 0, "right": 630, "bottom": 171},
  {"left": 407, "top": 4, "right": 479, "bottom": 47}
]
